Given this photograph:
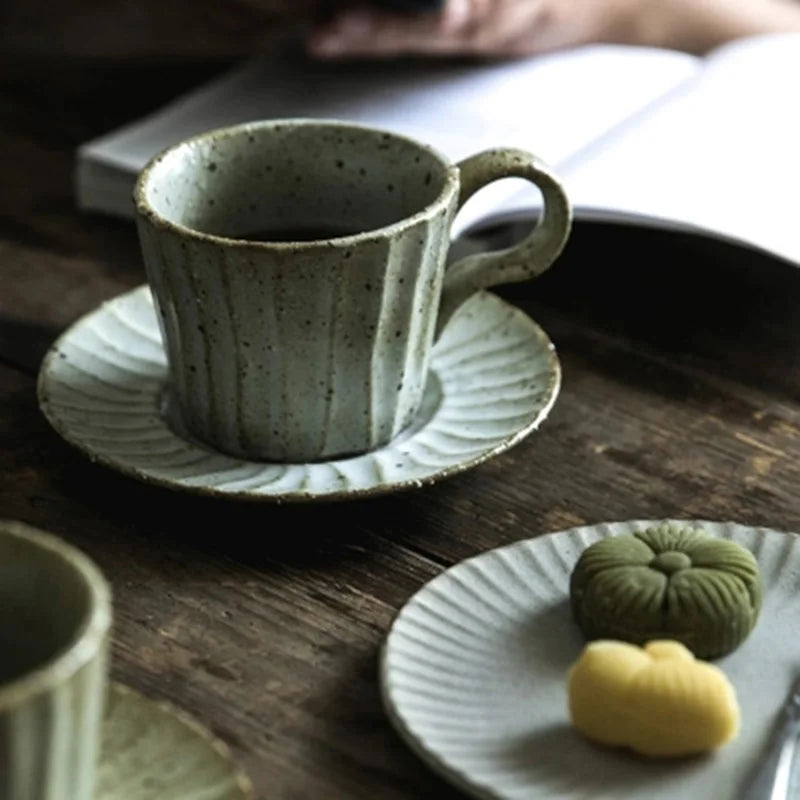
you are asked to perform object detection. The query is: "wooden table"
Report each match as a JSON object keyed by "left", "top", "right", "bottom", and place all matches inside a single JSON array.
[{"left": 3, "top": 55, "right": 800, "bottom": 800}]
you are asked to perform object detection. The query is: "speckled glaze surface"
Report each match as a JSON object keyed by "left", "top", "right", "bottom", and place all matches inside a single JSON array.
[
  {"left": 96, "top": 684, "right": 252, "bottom": 799},
  {"left": 134, "top": 119, "right": 571, "bottom": 462},
  {"left": 36, "top": 285, "right": 559, "bottom": 502},
  {"left": 0, "top": 521, "right": 111, "bottom": 800},
  {"left": 380, "top": 520, "right": 800, "bottom": 800}
]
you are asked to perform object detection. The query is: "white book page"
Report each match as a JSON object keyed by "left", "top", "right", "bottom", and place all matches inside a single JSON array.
[
  {"left": 78, "top": 42, "right": 699, "bottom": 232},
  {"left": 549, "top": 33, "right": 800, "bottom": 263}
]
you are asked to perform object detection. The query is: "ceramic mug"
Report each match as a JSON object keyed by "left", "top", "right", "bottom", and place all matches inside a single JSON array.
[
  {"left": 0, "top": 520, "right": 111, "bottom": 800},
  {"left": 134, "top": 119, "right": 571, "bottom": 462}
]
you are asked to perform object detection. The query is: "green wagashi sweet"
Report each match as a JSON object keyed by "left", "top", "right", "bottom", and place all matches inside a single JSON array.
[{"left": 569, "top": 523, "right": 762, "bottom": 659}]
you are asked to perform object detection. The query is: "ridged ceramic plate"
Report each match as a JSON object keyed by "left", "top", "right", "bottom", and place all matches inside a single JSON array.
[
  {"left": 381, "top": 519, "right": 800, "bottom": 800},
  {"left": 37, "top": 285, "right": 559, "bottom": 502},
  {"left": 97, "top": 683, "right": 251, "bottom": 799}
]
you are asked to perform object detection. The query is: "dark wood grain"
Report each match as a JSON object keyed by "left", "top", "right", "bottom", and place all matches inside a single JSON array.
[
  {"left": 3, "top": 55, "right": 800, "bottom": 800},
  {"left": 0, "top": 1, "right": 317, "bottom": 59}
]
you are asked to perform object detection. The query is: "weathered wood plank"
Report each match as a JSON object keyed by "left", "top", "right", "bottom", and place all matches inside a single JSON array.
[{"left": 5, "top": 54, "right": 800, "bottom": 800}]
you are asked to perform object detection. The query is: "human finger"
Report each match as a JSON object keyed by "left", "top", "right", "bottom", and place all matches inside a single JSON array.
[{"left": 307, "top": 0, "right": 483, "bottom": 58}]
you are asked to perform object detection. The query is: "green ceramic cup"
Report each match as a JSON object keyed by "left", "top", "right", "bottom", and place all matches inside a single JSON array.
[
  {"left": 134, "top": 119, "right": 572, "bottom": 463},
  {"left": 0, "top": 521, "right": 111, "bottom": 800}
]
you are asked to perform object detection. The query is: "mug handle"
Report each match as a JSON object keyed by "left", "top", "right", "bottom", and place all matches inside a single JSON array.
[{"left": 436, "top": 148, "right": 572, "bottom": 339}]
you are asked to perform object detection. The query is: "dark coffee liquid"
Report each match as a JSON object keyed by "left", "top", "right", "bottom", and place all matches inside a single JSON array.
[
  {"left": 0, "top": 645, "right": 53, "bottom": 684},
  {"left": 0, "top": 627, "right": 62, "bottom": 684},
  {"left": 236, "top": 224, "right": 362, "bottom": 242}
]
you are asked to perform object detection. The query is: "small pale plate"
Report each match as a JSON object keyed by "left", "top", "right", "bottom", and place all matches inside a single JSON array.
[
  {"left": 98, "top": 683, "right": 251, "bottom": 799},
  {"left": 380, "top": 519, "right": 800, "bottom": 800},
  {"left": 37, "top": 285, "right": 559, "bottom": 502}
]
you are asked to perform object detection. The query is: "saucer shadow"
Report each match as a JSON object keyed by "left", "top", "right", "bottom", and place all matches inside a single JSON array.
[
  {"left": 41, "top": 361, "right": 454, "bottom": 575},
  {"left": 0, "top": 314, "right": 62, "bottom": 373},
  {"left": 48, "top": 444, "right": 438, "bottom": 571}
]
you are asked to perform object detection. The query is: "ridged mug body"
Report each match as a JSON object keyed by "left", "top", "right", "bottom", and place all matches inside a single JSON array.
[
  {"left": 135, "top": 120, "right": 459, "bottom": 462},
  {"left": 0, "top": 521, "right": 111, "bottom": 800},
  {"left": 139, "top": 208, "right": 452, "bottom": 462}
]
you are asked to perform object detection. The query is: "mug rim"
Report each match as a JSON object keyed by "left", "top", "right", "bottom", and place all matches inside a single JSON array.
[
  {"left": 0, "top": 521, "right": 112, "bottom": 710},
  {"left": 133, "top": 117, "right": 460, "bottom": 249}
]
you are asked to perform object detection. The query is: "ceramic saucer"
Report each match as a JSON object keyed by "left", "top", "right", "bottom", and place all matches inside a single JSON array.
[
  {"left": 380, "top": 519, "right": 800, "bottom": 800},
  {"left": 37, "top": 285, "right": 559, "bottom": 502},
  {"left": 98, "top": 683, "right": 251, "bottom": 799}
]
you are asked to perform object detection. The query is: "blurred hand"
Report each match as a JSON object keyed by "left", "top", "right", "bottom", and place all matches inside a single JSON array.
[{"left": 307, "top": 0, "right": 800, "bottom": 59}]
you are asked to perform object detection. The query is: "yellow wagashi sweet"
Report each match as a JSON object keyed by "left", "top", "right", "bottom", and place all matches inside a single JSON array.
[{"left": 567, "top": 639, "right": 740, "bottom": 757}]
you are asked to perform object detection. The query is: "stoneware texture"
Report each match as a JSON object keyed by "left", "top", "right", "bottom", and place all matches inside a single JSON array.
[
  {"left": 0, "top": 520, "right": 111, "bottom": 800},
  {"left": 133, "top": 119, "right": 571, "bottom": 462},
  {"left": 36, "top": 285, "right": 560, "bottom": 502},
  {"left": 380, "top": 520, "right": 800, "bottom": 800},
  {"left": 96, "top": 683, "right": 252, "bottom": 799}
]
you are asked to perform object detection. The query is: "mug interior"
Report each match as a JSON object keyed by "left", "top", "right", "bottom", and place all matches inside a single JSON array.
[
  {"left": 139, "top": 121, "right": 451, "bottom": 240},
  {"left": 0, "top": 530, "right": 98, "bottom": 687}
]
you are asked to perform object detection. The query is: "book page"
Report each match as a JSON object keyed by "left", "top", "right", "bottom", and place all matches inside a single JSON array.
[
  {"left": 549, "top": 33, "right": 800, "bottom": 264},
  {"left": 77, "top": 41, "right": 699, "bottom": 232}
]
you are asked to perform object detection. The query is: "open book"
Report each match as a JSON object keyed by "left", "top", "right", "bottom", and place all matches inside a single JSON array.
[{"left": 77, "top": 33, "right": 800, "bottom": 265}]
